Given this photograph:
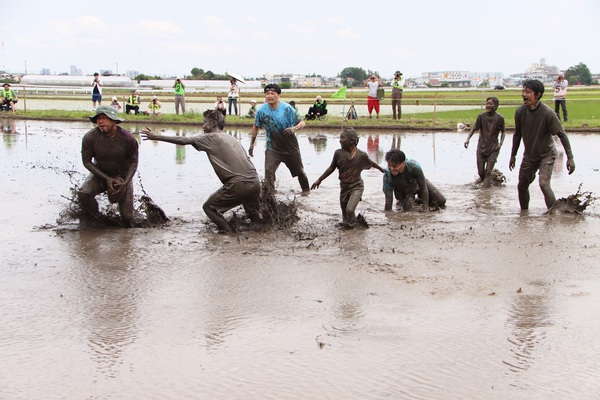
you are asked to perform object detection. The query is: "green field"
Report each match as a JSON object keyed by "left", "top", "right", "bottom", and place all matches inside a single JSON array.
[{"left": 5, "top": 86, "right": 600, "bottom": 131}]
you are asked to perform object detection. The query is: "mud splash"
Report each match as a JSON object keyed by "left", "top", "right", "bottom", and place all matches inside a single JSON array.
[{"left": 548, "top": 183, "right": 596, "bottom": 214}]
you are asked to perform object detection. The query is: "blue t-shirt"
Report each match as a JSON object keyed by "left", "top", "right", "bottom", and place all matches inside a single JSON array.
[{"left": 254, "top": 101, "right": 301, "bottom": 153}]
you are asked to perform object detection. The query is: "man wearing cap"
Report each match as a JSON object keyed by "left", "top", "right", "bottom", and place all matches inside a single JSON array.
[
  {"left": 246, "top": 99, "right": 257, "bottom": 118},
  {"left": 125, "top": 90, "right": 141, "bottom": 115},
  {"left": 1, "top": 83, "right": 18, "bottom": 113},
  {"left": 78, "top": 105, "right": 139, "bottom": 227},
  {"left": 249, "top": 83, "right": 310, "bottom": 195},
  {"left": 145, "top": 95, "right": 162, "bottom": 115},
  {"left": 141, "top": 110, "right": 262, "bottom": 233},
  {"left": 391, "top": 71, "right": 404, "bottom": 120}
]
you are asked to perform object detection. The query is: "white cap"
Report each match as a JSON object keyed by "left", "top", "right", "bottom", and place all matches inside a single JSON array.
[
  {"left": 251, "top": 99, "right": 257, "bottom": 103},
  {"left": 112, "top": 96, "right": 117, "bottom": 101},
  {"left": 152, "top": 95, "right": 158, "bottom": 100}
]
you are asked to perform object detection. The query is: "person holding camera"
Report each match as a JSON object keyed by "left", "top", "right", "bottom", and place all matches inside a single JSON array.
[
  {"left": 173, "top": 77, "right": 186, "bottom": 114},
  {"left": 214, "top": 96, "right": 227, "bottom": 116},
  {"left": 391, "top": 71, "right": 404, "bottom": 120},
  {"left": 227, "top": 78, "right": 240, "bottom": 116},
  {"left": 91, "top": 72, "right": 103, "bottom": 110}
]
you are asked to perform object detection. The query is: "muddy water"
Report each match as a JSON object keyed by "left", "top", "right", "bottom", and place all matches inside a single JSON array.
[{"left": 1, "top": 119, "right": 600, "bottom": 399}]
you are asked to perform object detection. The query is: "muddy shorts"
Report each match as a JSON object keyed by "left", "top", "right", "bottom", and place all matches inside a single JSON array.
[
  {"left": 340, "top": 180, "right": 364, "bottom": 204},
  {"left": 265, "top": 149, "right": 306, "bottom": 178},
  {"left": 204, "top": 179, "right": 261, "bottom": 212},
  {"left": 79, "top": 173, "right": 133, "bottom": 204},
  {"left": 518, "top": 153, "right": 556, "bottom": 186},
  {"left": 477, "top": 149, "right": 499, "bottom": 164}
]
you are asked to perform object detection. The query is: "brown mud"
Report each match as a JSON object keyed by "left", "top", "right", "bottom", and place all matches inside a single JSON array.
[{"left": 1, "top": 119, "right": 600, "bottom": 400}]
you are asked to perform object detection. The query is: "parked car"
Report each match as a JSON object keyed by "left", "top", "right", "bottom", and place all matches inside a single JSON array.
[{"left": 493, "top": 85, "right": 505, "bottom": 90}]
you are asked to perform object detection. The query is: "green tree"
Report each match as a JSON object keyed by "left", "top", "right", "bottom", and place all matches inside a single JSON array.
[
  {"left": 339, "top": 67, "right": 369, "bottom": 88},
  {"left": 565, "top": 62, "right": 592, "bottom": 85}
]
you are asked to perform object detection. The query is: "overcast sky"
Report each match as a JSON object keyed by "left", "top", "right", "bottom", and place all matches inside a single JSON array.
[{"left": 3, "top": 0, "right": 598, "bottom": 80}]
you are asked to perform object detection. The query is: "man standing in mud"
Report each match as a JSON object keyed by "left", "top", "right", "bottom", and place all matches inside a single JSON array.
[
  {"left": 248, "top": 83, "right": 310, "bottom": 195},
  {"left": 141, "top": 110, "right": 262, "bottom": 233},
  {"left": 383, "top": 149, "right": 446, "bottom": 212},
  {"left": 78, "top": 105, "right": 139, "bottom": 227},
  {"left": 509, "top": 79, "right": 575, "bottom": 210}
]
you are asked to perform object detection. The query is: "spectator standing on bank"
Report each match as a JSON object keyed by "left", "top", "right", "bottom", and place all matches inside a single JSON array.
[
  {"left": 364, "top": 74, "right": 383, "bottom": 119},
  {"left": 173, "top": 77, "right": 186, "bottom": 114},
  {"left": 391, "top": 71, "right": 404, "bottom": 120},
  {"left": 552, "top": 72, "right": 568, "bottom": 122},
  {"left": 228, "top": 78, "right": 240, "bottom": 116},
  {"left": 91, "top": 72, "right": 103, "bottom": 110}
]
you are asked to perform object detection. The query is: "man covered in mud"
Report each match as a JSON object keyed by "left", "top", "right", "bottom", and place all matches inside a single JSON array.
[
  {"left": 248, "top": 83, "right": 310, "bottom": 195},
  {"left": 383, "top": 149, "right": 446, "bottom": 212},
  {"left": 464, "top": 96, "right": 505, "bottom": 188},
  {"left": 141, "top": 110, "right": 262, "bottom": 233},
  {"left": 311, "top": 127, "right": 385, "bottom": 228},
  {"left": 78, "top": 105, "right": 139, "bottom": 226},
  {"left": 509, "top": 79, "right": 575, "bottom": 210}
]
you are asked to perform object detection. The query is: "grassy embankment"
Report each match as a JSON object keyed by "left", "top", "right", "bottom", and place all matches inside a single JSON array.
[{"left": 5, "top": 87, "right": 600, "bottom": 131}]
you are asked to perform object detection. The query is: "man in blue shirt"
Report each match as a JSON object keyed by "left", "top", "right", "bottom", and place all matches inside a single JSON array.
[{"left": 249, "top": 84, "right": 309, "bottom": 195}]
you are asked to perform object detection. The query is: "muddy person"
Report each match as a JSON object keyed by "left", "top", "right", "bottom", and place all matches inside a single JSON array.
[
  {"left": 141, "top": 110, "right": 262, "bottom": 233},
  {"left": 249, "top": 83, "right": 310, "bottom": 195},
  {"left": 311, "top": 127, "right": 385, "bottom": 228},
  {"left": 464, "top": 96, "right": 506, "bottom": 188},
  {"left": 77, "top": 105, "right": 139, "bottom": 227},
  {"left": 509, "top": 79, "right": 575, "bottom": 211},
  {"left": 383, "top": 149, "right": 446, "bottom": 212}
]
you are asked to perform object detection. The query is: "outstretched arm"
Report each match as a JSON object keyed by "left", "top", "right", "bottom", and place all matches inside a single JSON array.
[
  {"left": 140, "top": 127, "right": 194, "bottom": 146},
  {"left": 311, "top": 160, "right": 336, "bottom": 190}
]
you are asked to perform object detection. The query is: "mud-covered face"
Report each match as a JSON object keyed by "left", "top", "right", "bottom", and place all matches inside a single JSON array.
[
  {"left": 485, "top": 99, "right": 497, "bottom": 113},
  {"left": 339, "top": 132, "right": 354, "bottom": 149},
  {"left": 96, "top": 114, "right": 117, "bottom": 134},
  {"left": 521, "top": 86, "right": 539, "bottom": 109},
  {"left": 388, "top": 161, "right": 405, "bottom": 175}
]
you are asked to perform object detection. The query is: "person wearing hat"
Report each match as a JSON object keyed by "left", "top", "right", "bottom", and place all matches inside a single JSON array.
[
  {"left": 145, "top": 95, "right": 162, "bottom": 115},
  {"left": 391, "top": 71, "right": 404, "bottom": 120},
  {"left": 141, "top": 110, "right": 262, "bottom": 233},
  {"left": 109, "top": 96, "right": 122, "bottom": 112},
  {"left": 249, "top": 83, "right": 310, "bottom": 197},
  {"left": 173, "top": 77, "right": 186, "bottom": 114},
  {"left": 125, "top": 90, "right": 141, "bottom": 115},
  {"left": 77, "top": 105, "right": 139, "bottom": 227},
  {"left": 1, "top": 83, "right": 18, "bottom": 113},
  {"left": 246, "top": 99, "right": 257, "bottom": 119}
]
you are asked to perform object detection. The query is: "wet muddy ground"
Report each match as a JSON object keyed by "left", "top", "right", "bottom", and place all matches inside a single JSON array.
[{"left": 1, "top": 119, "right": 600, "bottom": 399}]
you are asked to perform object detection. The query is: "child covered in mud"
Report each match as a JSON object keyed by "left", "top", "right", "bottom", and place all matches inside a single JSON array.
[
  {"left": 463, "top": 96, "right": 505, "bottom": 188},
  {"left": 141, "top": 110, "right": 262, "bottom": 233},
  {"left": 311, "top": 127, "right": 385, "bottom": 228}
]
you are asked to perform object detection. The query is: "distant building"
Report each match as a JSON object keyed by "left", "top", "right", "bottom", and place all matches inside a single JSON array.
[
  {"left": 21, "top": 74, "right": 135, "bottom": 87},
  {"left": 40, "top": 68, "right": 51, "bottom": 75},
  {"left": 70, "top": 65, "right": 82, "bottom": 76},
  {"left": 508, "top": 58, "right": 561, "bottom": 84},
  {"left": 421, "top": 70, "right": 503, "bottom": 87}
]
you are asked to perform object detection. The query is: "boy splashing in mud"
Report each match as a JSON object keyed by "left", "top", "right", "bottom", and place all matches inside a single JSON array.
[
  {"left": 311, "top": 127, "right": 385, "bottom": 228},
  {"left": 464, "top": 96, "right": 505, "bottom": 188}
]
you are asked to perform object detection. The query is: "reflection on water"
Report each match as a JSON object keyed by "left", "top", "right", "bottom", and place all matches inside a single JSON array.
[
  {"left": 504, "top": 292, "right": 552, "bottom": 375},
  {"left": 1, "top": 120, "right": 600, "bottom": 399}
]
